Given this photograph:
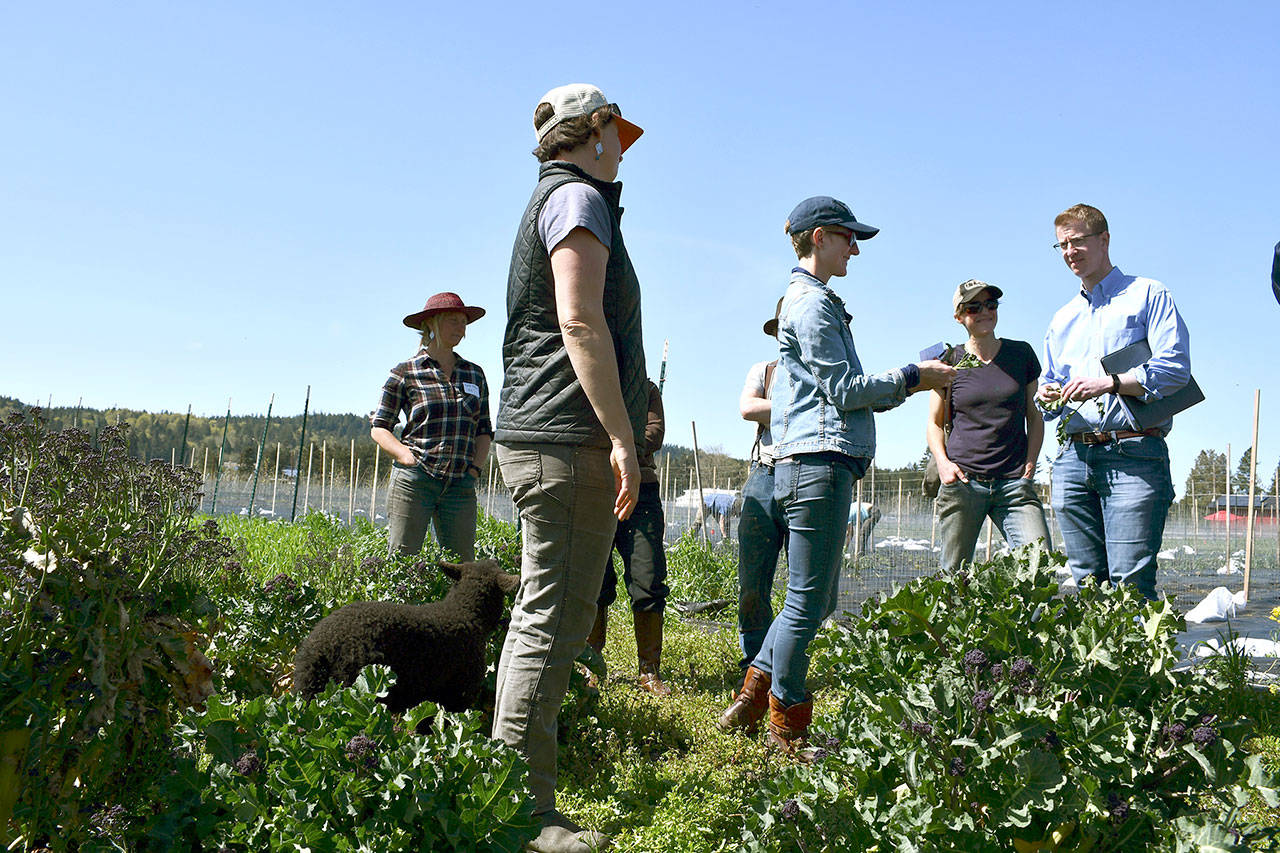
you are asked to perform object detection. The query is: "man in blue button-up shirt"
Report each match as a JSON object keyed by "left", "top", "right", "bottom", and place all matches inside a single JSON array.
[{"left": 1037, "top": 203, "right": 1190, "bottom": 600}]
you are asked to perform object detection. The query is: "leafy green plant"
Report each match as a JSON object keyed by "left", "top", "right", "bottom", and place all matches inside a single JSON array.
[
  {"left": 0, "top": 409, "right": 226, "bottom": 849},
  {"left": 176, "top": 665, "right": 539, "bottom": 851},
  {"left": 740, "top": 547, "right": 1280, "bottom": 851},
  {"left": 666, "top": 530, "right": 738, "bottom": 603}
]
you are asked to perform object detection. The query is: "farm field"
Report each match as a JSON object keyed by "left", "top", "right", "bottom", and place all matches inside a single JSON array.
[{"left": 8, "top": 412, "right": 1280, "bottom": 851}]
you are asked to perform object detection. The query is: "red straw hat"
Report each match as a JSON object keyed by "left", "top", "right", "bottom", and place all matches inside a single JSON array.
[{"left": 402, "top": 292, "right": 486, "bottom": 330}]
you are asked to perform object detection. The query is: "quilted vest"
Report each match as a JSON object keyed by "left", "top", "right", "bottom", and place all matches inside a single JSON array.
[{"left": 495, "top": 161, "right": 647, "bottom": 447}]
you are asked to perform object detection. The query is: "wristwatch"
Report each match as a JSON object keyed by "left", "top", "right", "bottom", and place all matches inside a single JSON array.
[
  {"left": 1108, "top": 373, "right": 1120, "bottom": 394},
  {"left": 466, "top": 464, "right": 482, "bottom": 478}
]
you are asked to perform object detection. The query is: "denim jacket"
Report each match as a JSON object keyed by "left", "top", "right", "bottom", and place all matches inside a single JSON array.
[{"left": 770, "top": 269, "right": 910, "bottom": 460}]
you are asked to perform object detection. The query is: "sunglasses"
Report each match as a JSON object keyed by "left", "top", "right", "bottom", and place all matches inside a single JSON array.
[{"left": 961, "top": 299, "right": 1000, "bottom": 315}]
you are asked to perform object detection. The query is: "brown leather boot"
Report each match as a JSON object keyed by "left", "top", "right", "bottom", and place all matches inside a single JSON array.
[
  {"left": 633, "top": 610, "right": 670, "bottom": 697},
  {"left": 717, "top": 665, "right": 771, "bottom": 732},
  {"left": 586, "top": 607, "right": 608, "bottom": 657},
  {"left": 768, "top": 693, "right": 815, "bottom": 760}
]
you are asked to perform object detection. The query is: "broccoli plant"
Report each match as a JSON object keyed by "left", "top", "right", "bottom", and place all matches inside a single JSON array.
[{"left": 739, "top": 546, "right": 1280, "bottom": 851}]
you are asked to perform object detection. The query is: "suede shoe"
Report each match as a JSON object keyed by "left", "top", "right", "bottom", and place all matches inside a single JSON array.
[{"left": 527, "top": 809, "right": 611, "bottom": 852}]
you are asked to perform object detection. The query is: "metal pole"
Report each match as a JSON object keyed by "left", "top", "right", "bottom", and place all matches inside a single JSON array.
[
  {"left": 210, "top": 399, "right": 231, "bottom": 514},
  {"left": 178, "top": 404, "right": 192, "bottom": 468},
  {"left": 658, "top": 338, "right": 669, "bottom": 396},
  {"left": 305, "top": 443, "right": 314, "bottom": 514},
  {"left": 248, "top": 394, "right": 275, "bottom": 516},
  {"left": 691, "top": 421, "right": 709, "bottom": 545},
  {"left": 290, "top": 385, "right": 311, "bottom": 522}
]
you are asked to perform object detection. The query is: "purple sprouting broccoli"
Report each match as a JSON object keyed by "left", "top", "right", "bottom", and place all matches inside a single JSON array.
[
  {"left": 1192, "top": 725, "right": 1219, "bottom": 749},
  {"left": 988, "top": 662, "right": 1005, "bottom": 681},
  {"left": 822, "top": 735, "right": 842, "bottom": 750},
  {"left": 1162, "top": 721, "right": 1188, "bottom": 744},
  {"left": 1008, "top": 657, "right": 1035, "bottom": 681},
  {"left": 234, "top": 751, "right": 262, "bottom": 776},
  {"left": 973, "top": 690, "right": 994, "bottom": 713},
  {"left": 1105, "top": 792, "right": 1130, "bottom": 823},
  {"left": 811, "top": 748, "right": 831, "bottom": 761},
  {"left": 948, "top": 757, "right": 967, "bottom": 777},
  {"left": 963, "top": 649, "right": 989, "bottom": 676},
  {"left": 780, "top": 799, "right": 801, "bottom": 821},
  {"left": 1040, "top": 730, "right": 1060, "bottom": 750},
  {"left": 345, "top": 734, "right": 379, "bottom": 768}
]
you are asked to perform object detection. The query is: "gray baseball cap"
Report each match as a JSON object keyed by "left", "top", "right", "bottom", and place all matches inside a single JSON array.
[{"left": 952, "top": 279, "right": 1003, "bottom": 311}]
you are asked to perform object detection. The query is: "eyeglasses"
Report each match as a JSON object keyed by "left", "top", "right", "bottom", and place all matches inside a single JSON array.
[
  {"left": 1052, "top": 233, "right": 1100, "bottom": 251},
  {"left": 820, "top": 226, "right": 856, "bottom": 246},
  {"left": 961, "top": 299, "right": 1000, "bottom": 315}
]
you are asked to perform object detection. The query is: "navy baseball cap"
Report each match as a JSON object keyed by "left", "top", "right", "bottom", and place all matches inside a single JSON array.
[{"left": 785, "top": 196, "right": 879, "bottom": 239}]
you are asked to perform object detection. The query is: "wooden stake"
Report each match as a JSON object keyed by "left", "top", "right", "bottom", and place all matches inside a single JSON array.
[
  {"left": 270, "top": 441, "right": 281, "bottom": 517},
  {"left": 1244, "top": 390, "right": 1260, "bottom": 600},
  {"left": 691, "top": 422, "right": 708, "bottom": 545},
  {"left": 1225, "top": 443, "right": 1232, "bottom": 570},
  {"left": 371, "top": 446, "right": 381, "bottom": 523},
  {"left": 896, "top": 479, "right": 903, "bottom": 538},
  {"left": 348, "top": 439, "right": 356, "bottom": 525},
  {"left": 854, "top": 479, "right": 864, "bottom": 560}
]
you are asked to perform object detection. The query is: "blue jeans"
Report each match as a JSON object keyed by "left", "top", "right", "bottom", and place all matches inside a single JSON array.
[
  {"left": 937, "top": 477, "right": 1049, "bottom": 572},
  {"left": 752, "top": 455, "right": 854, "bottom": 706},
  {"left": 490, "top": 442, "right": 617, "bottom": 813},
  {"left": 735, "top": 462, "right": 787, "bottom": 674},
  {"left": 1051, "top": 436, "right": 1174, "bottom": 601},
  {"left": 386, "top": 464, "right": 477, "bottom": 561}
]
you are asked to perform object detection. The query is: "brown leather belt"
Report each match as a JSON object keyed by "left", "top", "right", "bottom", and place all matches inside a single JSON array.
[{"left": 1069, "top": 427, "right": 1162, "bottom": 445}]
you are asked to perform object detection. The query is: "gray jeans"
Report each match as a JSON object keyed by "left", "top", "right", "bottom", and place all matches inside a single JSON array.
[
  {"left": 491, "top": 441, "right": 618, "bottom": 813},
  {"left": 385, "top": 464, "right": 477, "bottom": 562},
  {"left": 937, "top": 476, "right": 1049, "bottom": 572}
]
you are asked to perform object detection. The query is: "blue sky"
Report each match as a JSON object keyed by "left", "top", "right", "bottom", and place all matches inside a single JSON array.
[{"left": 4, "top": 2, "right": 1278, "bottom": 494}]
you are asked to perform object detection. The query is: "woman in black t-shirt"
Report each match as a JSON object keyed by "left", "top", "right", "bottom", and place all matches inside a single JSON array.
[{"left": 927, "top": 280, "right": 1049, "bottom": 572}]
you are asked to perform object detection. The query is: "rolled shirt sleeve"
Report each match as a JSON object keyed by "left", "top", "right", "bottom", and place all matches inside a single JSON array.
[{"left": 1129, "top": 284, "right": 1190, "bottom": 402}]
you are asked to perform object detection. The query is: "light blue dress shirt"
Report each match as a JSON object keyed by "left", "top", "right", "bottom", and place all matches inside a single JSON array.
[{"left": 1039, "top": 266, "right": 1191, "bottom": 435}]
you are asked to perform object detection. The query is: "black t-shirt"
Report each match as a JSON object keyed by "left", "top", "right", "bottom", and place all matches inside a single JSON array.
[{"left": 944, "top": 339, "right": 1041, "bottom": 479}]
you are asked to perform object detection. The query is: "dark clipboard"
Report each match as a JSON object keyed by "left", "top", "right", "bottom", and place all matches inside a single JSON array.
[{"left": 1099, "top": 339, "right": 1204, "bottom": 430}]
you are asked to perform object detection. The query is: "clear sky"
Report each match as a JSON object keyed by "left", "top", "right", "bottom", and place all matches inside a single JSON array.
[{"left": 4, "top": 2, "right": 1278, "bottom": 494}]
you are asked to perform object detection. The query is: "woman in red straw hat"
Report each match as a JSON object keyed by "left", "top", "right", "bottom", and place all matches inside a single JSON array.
[{"left": 369, "top": 291, "right": 491, "bottom": 561}]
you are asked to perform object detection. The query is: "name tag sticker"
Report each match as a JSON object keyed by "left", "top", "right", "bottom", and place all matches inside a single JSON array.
[{"left": 462, "top": 382, "right": 480, "bottom": 396}]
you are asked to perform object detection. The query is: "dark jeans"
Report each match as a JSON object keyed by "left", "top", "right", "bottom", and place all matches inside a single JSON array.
[
  {"left": 753, "top": 454, "right": 854, "bottom": 706},
  {"left": 599, "top": 481, "right": 669, "bottom": 613},
  {"left": 1051, "top": 435, "right": 1173, "bottom": 601},
  {"left": 386, "top": 464, "right": 477, "bottom": 561},
  {"left": 735, "top": 461, "right": 787, "bottom": 673}
]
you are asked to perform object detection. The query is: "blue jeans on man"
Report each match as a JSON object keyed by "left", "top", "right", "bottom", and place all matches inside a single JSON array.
[
  {"left": 386, "top": 464, "right": 477, "bottom": 561},
  {"left": 752, "top": 455, "right": 854, "bottom": 706},
  {"left": 1051, "top": 435, "right": 1173, "bottom": 600},
  {"left": 937, "top": 477, "right": 1049, "bottom": 572},
  {"left": 735, "top": 461, "right": 787, "bottom": 676}
]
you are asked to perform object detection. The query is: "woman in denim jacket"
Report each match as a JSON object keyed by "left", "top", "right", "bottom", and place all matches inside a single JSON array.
[{"left": 718, "top": 197, "right": 954, "bottom": 755}]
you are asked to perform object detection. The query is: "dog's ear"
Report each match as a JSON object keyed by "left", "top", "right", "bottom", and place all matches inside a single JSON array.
[
  {"left": 496, "top": 570, "right": 520, "bottom": 595},
  {"left": 440, "top": 562, "right": 462, "bottom": 581}
]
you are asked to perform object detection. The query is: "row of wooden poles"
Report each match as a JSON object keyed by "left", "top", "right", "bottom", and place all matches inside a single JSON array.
[{"left": 176, "top": 387, "right": 1275, "bottom": 598}]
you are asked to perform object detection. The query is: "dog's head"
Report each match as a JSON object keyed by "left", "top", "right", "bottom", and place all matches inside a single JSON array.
[{"left": 440, "top": 559, "right": 520, "bottom": 596}]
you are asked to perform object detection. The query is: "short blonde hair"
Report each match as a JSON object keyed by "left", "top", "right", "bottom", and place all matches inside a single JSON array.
[{"left": 1054, "top": 203, "right": 1108, "bottom": 235}]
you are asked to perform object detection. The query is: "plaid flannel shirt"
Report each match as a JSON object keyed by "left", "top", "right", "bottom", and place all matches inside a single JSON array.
[{"left": 370, "top": 349, "right": 493, "bottom": 480}]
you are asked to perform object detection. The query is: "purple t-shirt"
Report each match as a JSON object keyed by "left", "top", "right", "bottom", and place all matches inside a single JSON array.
[{"left": 944, "top": 339, "right": 1040, "bottom": 479}]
